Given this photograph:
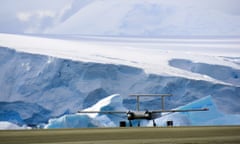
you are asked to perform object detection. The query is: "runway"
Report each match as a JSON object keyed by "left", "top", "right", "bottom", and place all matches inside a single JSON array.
[{"left": 1, "top": 126, "right": 240, "bottom": 144}]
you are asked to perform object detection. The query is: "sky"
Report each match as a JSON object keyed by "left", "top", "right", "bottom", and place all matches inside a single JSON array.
[
  {"left": 0, "top": 0, "right": 72, "bottom": 33},
  {"left": 0, "top": 0, "right": 240, "bottom": 36}
]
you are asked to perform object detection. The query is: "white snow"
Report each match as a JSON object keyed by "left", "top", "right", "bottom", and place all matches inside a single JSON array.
[
  {"left": 1, "top": 0, "right": 240, "bottom": 35},
  {"left": 0, "top": 121, "right": 29, "bottom": 130},
  {"left": 83, "top": 94, "right": 126, "bottom": 118},
  {"left": 46, "top": 0, "right": 240, "bottom": 36}
]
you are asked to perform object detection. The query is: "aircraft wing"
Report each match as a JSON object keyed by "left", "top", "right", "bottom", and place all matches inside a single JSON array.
[
  {"left": 152, "top": 108, "right": 209, "bottom": 113},
  {"left": 77, "top": 110, "right": 127, "bottom": 114}
]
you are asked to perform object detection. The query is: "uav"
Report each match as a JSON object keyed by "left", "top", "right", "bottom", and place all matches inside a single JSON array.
[{"left": 78, "top": 94, "right": 208, "bottom": 127}]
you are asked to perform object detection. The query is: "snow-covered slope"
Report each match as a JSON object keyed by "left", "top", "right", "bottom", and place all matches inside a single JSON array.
[
  {"left": 1, "top": 0, "right": 240, "bottom": 35},
  {"left": 47, "top": 0, "right": 240, "bottom": 36},
  {"left": 0, "top": 33, "right": 240, "bottom": 127}
]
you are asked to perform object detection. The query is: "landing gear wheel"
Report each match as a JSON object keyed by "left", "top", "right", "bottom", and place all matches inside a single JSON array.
[
  {"left": 129, "top": 120, "right": 133, "bottom": 127},
  {"left": 153, "top": 120, "right": 156, "bottom": 127}
]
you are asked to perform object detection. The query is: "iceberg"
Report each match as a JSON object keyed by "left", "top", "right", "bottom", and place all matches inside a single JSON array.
[
  {"left": 45, "top": 95, "right": 240, "bottom": 128},
  {"left": 154, "top": 96, "right": 240, "bottom": 126},
  {"left": 45, "top": 94, "right": 126, "bottom": 128}
]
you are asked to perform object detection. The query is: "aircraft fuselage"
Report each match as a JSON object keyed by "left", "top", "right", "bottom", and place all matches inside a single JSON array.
[{"left": 127, "top": 111, "right": 160, "bottom": 120}]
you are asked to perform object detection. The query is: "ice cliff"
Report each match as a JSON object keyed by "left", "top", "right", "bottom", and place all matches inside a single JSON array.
[{"left": 0, "top": 34, "right": 240, "bottom": 127}]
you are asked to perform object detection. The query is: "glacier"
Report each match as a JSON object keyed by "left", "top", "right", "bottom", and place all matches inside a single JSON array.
[{"left": 0, "top": 34, "right": 240, "bottom": 128}]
